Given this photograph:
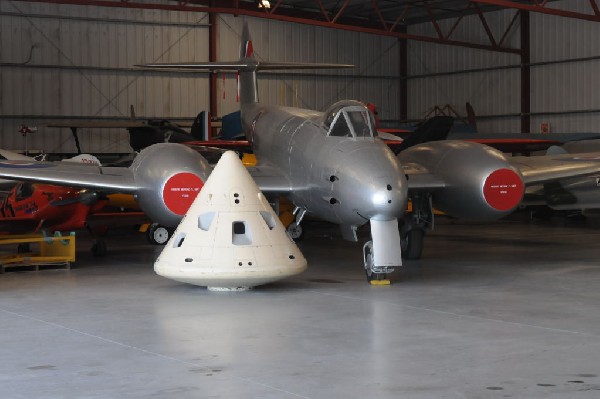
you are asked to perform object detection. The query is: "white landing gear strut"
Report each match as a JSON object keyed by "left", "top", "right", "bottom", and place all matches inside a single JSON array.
[{"left": 363, "top": 218, "right": 402, "bottom": 285}]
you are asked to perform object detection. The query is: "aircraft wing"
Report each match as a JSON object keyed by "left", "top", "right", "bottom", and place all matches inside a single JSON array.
[
  {"left": 247, "top": 164, "right": 293, "bottom": 194},
  {"left": 48, "top": 121, "right": 147, "bottom": 129},
  {"left": 403, "top": 153, "right": 600, "bottom": 192},
  {"left": 510, "top": 153, "right": 600, "bottom": 185},
  {"left": 402, "top": 163, "right": 446, "bottom": 191},
  {"left": 186, "top": 140, "right": 251, "bottom": 151},
  {"left": 48, "top": 120, "right": 193, "bottom": 130},
  {"left": 0, "top": 160, "right": 139, "bottom": 192}
]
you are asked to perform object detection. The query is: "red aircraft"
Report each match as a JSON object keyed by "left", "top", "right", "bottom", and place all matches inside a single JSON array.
[{"left": 0, "top": 181, "right": 144, "bottom": 256}]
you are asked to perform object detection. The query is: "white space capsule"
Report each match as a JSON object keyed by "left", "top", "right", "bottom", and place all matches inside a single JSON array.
[{"left": 154, "top": 151, "right": 307, "bottom": 291}]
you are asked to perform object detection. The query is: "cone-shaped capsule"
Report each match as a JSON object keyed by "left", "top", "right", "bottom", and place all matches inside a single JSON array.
[{"left": 154, "top": 151, "right": 307, "bottom": 290}]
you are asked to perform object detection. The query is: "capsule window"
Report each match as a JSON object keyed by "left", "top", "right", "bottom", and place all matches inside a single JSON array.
[
  {"left": 260, "top": 211, "right": 276, "bottom": 230},
  {"left": 232, "top": 221, "right": 252, "bottom": 245},
  {"left": 173, "top": 233, "right": 186, "bottom": 248},
  {"left": 198, "top": 212, "right": 215, "bottom": 231}
]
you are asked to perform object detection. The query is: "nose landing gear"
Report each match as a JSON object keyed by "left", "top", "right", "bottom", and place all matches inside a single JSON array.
[
  {"left": 363, "top": 218, "right": 402, "bottom": 285},
  {"left": 363, "top": 241, "right": 393, "bottom": 285}
]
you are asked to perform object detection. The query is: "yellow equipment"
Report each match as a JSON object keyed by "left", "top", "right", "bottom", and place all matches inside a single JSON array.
[{"left": 0, "top": 232, "right": 76, "bottom": 272}]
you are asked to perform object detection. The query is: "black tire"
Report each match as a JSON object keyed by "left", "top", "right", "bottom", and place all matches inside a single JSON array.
[
  {"left": 146, "top": 223, "right": 171, "bottom": 245},
  {"left": 401, "top": 228, "right": 424, "bottom": 260},
  {"left": 363, "top": 241, "right": 386, "bottom": 282},
  {"left": 17, "top": 243, "right": 30, "bottom": 254},
  {"left": 91, "top": 239, "right": 107, "bottom": 257},
  {"left": 286, "top": 222, "right": 303, "bottom": 241}
]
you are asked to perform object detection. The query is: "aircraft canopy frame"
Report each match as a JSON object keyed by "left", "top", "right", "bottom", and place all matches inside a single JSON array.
[{"left": 322, "top": 101, "right": 376, "bottom": 140}]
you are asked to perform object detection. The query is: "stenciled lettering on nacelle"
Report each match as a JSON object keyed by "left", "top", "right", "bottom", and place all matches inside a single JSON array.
[
  {"left": 483, "top": 169, "right": 524, "bottom": 211},
  {"left": 162, "top": 173, "right": 204, "bottom": 215}
]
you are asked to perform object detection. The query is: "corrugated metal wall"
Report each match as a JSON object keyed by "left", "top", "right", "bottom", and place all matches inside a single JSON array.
[
  {"left": 407, "top": 8, "right": 522, "bottom": 133},
  {"left": 530, "top": 0, "right": 600, "bottom": 133},
  {"left": 0, "top": 2, "right": 399, "bottom": 154},
  {"left": 407, "top": 0, "right": 600, "bottom": 134},
  {"left": 217, "top": 15, "right": 399, "bottom": 120},
  {"left": 4, "top": 0, "right": 599, "bottom": 151},
  {"left": 1, "top": 1, "right": 209, "bottom": 153}
]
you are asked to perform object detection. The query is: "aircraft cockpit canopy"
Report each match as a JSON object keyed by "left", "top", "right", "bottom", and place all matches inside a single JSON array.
[{"left": 322, "top": 101, "right": 375, "bottom": 139}]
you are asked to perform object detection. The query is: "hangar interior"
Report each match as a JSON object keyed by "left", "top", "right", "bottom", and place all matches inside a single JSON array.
[
  {"left": 2, "top": 1, "right": 600, "bottom": 398},
  {"left": 2, "top": 0, "right": 600, "bottom": 153}
]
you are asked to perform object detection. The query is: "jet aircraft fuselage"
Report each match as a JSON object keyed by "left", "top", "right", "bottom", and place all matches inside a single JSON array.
[{"left": 243, "top": 101, "right": 407, "bottom": 228}]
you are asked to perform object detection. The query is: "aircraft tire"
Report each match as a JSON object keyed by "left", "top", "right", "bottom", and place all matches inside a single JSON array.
[
  {"left": 147, "top": 223, "right": 171, "bottom": 245},
  {"left": 286, "top": 222, "right": 303, "bottom": 241},
  {"left": 17, "top": 243, "right": 30, "bottom": 254},
  {"left": 91, "top": 239, "right": 107, "bottom": 257},
  {"left": 363, "top": 240, "right": 387, "bottom": 282},
  {"left": 401, "top": 228, "right": 424, "bottom": 260}
]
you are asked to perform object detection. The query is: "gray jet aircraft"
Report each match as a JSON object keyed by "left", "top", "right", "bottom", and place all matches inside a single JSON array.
[
  {"left": 520, "top": 141, "right": 600, "bottom": 217},
  {"left": 3, "top": 23, "right": 600, "bottom": 283}
]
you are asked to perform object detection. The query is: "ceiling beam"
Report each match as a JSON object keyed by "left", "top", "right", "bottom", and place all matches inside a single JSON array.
[
  {"left": 471, "top": 0, "right": 600, "bottom": 22},
  {"left": 12, "top": 0, "right": 521, "bottom": 53}
]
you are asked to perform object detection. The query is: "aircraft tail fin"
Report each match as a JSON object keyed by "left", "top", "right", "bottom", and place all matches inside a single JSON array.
[
  {"left": 465, "top": 102, "right": 477, "bottom": 130},
  {"left": 190, "top": 111, "right": 210, "bottom": 140},
  {"left": 394, "top": 116, "right": 454, "bottom": 153},
  {"left": 136, "top": 21, "right": 353, "bottom": 106}
]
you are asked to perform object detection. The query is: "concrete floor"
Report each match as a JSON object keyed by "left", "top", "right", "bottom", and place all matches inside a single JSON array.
[{"left": 1, "top": 215, "right": 600, "bottom": 398}]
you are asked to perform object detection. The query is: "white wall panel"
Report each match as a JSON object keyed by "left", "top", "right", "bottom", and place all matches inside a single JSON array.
[
  {"left": 532, "top": 1, "right": 600, "bottom": 62},
  {"left": 409, "top": 9, "right": 520, "bottom": 73},
  {"left": 0, "top": 1, "right": 209, "bottom": 152},
  {"left": 1, "top": 4, "right": 399, "bottom": 152},
  {"left": 527, "top": 0, "right": 600, "bottom": 133},
  {"left": 407, "top": 7, "right": 521, "bottom": 131},
  {"left": 407, "top": 0, "right": 600, "bottom": 134},
  {"left": 407, "top": 68, "right": 520, "bottom": 124}
]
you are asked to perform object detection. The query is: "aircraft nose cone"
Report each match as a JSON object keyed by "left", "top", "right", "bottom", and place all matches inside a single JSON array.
[
  {"left": 338, "top": 145, "right": 408, "bottom": 221},
  {"left": 369, "top": 183, "right": 406, "bottom": 220}
]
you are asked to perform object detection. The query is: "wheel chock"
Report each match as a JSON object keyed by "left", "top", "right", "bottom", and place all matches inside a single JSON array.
[{"left": 369, "top": 279, "right": 391, "bottom": 286}]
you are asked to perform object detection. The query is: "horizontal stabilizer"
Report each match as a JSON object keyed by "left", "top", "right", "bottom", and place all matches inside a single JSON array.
[{"left": 136, "top": 61, "right": 353, "bottom": 72}]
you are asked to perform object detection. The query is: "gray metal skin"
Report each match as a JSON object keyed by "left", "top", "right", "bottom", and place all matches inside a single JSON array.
[
  {"left": 137, "top": 24, "right": 408, "bottom": 279},
  {"left": 13, "top": 23, "right": 600, "bottom": 280},
  {"left": 528, "top": 141, "right": 600, "bottom": 214},
  {"left": 398, "top": 140, "right": 524, "bottom": 221},
  {"left": 543, "top": 177, "right": 600, "bottom": 212},
  {"left": 242, "top": 102, "right": 407, "bottom": 228},
  {"left": 130, "top": 144, "right": 213, "bottom": 227},
  {"left": 233, "top": 28, "right": 406, "bottom": 232}
]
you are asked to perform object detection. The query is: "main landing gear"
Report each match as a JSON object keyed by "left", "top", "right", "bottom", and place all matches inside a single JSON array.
[
  {"left": 286, "top": 222, "right": 303, "bottom": 240},
  {"left": 286, "top": 207, "right": 306, "bottom": 241},
  {"left": 146, "top": 223, "right": 173, "bottom": 245},
  {"left": 91, "top": 239, "right": 107, "bottom": 257},
  {"left": 85, "top": 223, "right": 107, "bottom": 257},
  {"left": 400, "top": 192, "right": 433, "bottom": 260}
]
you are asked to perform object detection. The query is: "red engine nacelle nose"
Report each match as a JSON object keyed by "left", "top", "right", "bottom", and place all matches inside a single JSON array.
[
  {"left": 162, "top": 172, "right": 204, "bottom": 216},
  {"left": 483, "top": 168, "right": 524, "bottom": 211}
]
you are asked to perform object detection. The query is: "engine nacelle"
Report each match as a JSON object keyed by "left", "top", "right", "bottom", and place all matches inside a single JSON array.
[
  {"left": 131, "top": 143, "right": 212, "bottom": 226},
  {"left": 398, "top": 141, "right": 524, "bottom": 220}
]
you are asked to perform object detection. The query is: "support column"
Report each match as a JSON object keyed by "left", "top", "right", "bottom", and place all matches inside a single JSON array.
[
  {"left": 399, "top": 26, "right": 408, "bottom": 122},
  {"left": 209, "top": 7, "right": 218, "bottom": 139},
  {"left": 520, "top": 10, "right": 530, "bottom": 133}
]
